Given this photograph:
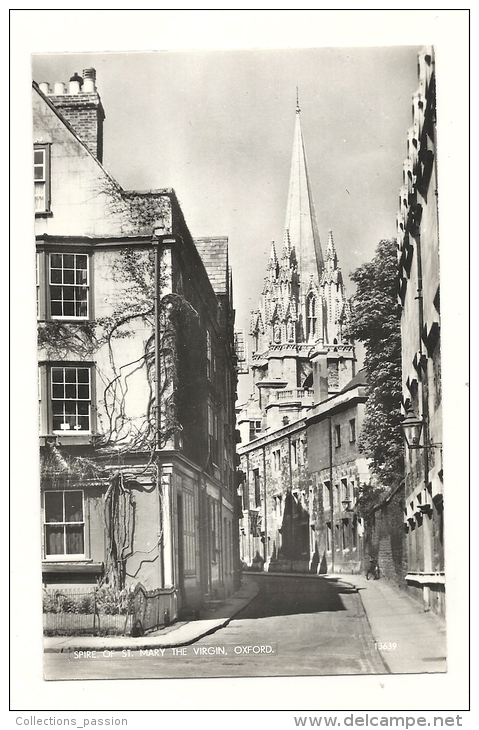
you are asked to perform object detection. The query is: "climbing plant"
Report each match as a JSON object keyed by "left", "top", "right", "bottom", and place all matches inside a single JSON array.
[{"left": 39, "top": 243, "right": 199, "bottom": 589}]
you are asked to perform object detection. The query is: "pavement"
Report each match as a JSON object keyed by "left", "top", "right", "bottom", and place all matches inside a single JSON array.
[
  {"left": 338, "top": 572, "right": 447, "bottom": 674},
  {"left": 43, "top": 571, "right": 447, "bottom": 674}
]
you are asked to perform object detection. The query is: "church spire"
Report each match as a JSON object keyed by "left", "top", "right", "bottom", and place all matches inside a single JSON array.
[{"left": 283, "top": 96, "right": 324, "bottom": 294}]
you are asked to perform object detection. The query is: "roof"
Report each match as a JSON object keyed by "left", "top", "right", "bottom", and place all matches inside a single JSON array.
[{"left": 339, "top": 368, "right": 368, "bottom": 394}]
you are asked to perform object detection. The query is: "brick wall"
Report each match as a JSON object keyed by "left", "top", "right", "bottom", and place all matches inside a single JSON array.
[
  {"left": 49, "top": 93, "right": 105, "bottom": 161},
  {"left": 364, "top": 485, "right": 408, "bottom": 588}
]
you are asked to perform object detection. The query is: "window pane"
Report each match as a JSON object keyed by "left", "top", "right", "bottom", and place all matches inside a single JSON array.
[
  {"left": 50, "top": 254, "right": 63, "bottom": 268},
  {"left": 77, "top": 415, "right": 90, "bottom": 431},
  {"left": 63, "top": 269, "right": 75, "bottom": 284},
  {"left": 50, "top": 285, "right": 62, "bottom": 301},
  {"left": 45, "top": 525, "right": 64, "bottom": 555},
  {"left": 34, "top": 149, "right": 44, "bottom": 165},
  {"left": 52, "top": 383, "right": 64, "bottom": 399},
  {"left": 65, "top": 492, "right": 83, "bottom": 522},
  {"left": 52, "top": 368, "right": 64, "bottom": 383},
  {"left": 34, "top": 183, "right": 46, "bottom": 211},
  {"left": 77, "top": 301, "right": 88, "bottom": 318},
  {"left": 63, "top": 286, "right": 74, "bottom": 302},
  {"left": 63, "top": 254, "right": 74, "bottom": 269},
  {"left": 52, "top": 413, "right": 65, "bottom": 431},
  {"left": 45, "top": 492, "right": 64, "bottom": 523},
  {"left": 76, "top": 255, "right": 88, "bottom": 270},
  {"left": 77, "top": 401, "right": 89, "bottom": 416},
  {"left": 77, "top": 368, "right": 90, "bottom": 383},
  {"left": 77, "top": 385, "right": 89, "bottom": 400},
  {"left": 66, "top": 525, "right": 84, "bottom": 554},
  {"left": 63, "top": 301, "right": 75, "bottom": 317},
  {"left": 76, "top": 269, "right": 88, "bottom": 285},
  {"left": 63, "top": 401, "right": 78, "bottom": 415},
  {"left": 65, "top": 384, "right": 77, "bottom": 399},
  {"left": 65, "top": 369, "right": 78, "bottom": 384}
]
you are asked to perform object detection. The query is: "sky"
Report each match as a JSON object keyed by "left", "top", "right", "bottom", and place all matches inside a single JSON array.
[{"left": 32, "top": 45, "right": 419, "bottom": 400}]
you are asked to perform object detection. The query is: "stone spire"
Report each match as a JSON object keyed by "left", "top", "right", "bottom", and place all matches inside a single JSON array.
[
  {"left": 241, "top": 98, "right": 356, "bottom": 438},
  {"left": 283, "top": 97, "right": 324, "bottom": 295}
]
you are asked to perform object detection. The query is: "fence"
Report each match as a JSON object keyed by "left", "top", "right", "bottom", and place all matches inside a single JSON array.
[
  {"left": 130, "top": 584, "right": 178, "bottom": 635},
  {"left": 43, "top": 584, "right": 178, "bottom": 636}
]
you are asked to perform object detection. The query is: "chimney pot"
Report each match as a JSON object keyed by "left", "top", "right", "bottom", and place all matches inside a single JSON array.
[
  {"left": 39, "top": 82, "right": 50, "bottom": 95},
  {"left": 54, "top": 82, "right": 65, "bottom": 95},
  {"left": 69, "top": 72, "right": 83, "bottom": 94},
  {"left": 82, "top": 68, "right": 96, "bottom": 92}
]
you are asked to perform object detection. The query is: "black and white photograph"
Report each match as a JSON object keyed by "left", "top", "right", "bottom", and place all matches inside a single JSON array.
[{"left": 11, "top": 8, "right": 469, "bottom": 718}]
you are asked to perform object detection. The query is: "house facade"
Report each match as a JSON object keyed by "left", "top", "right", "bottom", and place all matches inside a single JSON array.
[
  {"left": 34, "top": 69, "right": 240, "bottom": 624},
  {"left": 306, "top": 371, "right": 369, "bottom": 575},
  {"left": 396, "top": 47, "right": 444, "bottom": 615},
  {"left": 237, "top": 100, "right": 370, "bottom": 574}
]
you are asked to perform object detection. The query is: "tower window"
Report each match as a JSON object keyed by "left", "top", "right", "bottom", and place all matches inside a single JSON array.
[
  {"left": 349, "top": 418, "right": 356, "bottom": 442},
  {"left": 334, "top": 424, "right": 341, "bottom": 448},
  {"left": 253, "top": 469, "right": 261, "bottom": 507},
  {"left": 206, "top": 329, "right": 212, "bottom": 379}
]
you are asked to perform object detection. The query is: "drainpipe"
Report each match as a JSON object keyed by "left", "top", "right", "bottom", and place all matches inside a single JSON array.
[
  {"left": 288, "top": 433, "right": 293, "bottom": 572},
  {"left": 245, "top": 453, "right": 250, "bottom": 565},
  {"left": 329, "top": 417, "right": 335, "bottom": 574},
  {"left": 152, "top": 232, "right": 165, "bottom": 590},
  {"left": 262, "top": 445, "right": 268, "bottom": 568}
]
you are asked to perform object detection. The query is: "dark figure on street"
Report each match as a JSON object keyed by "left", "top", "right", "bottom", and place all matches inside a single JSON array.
[{"left": 366, "top": 556, "right": 380, "bottom": 580}]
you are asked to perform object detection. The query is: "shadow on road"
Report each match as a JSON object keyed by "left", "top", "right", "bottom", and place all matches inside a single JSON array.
[{"left": 235, "top": 574, "right": 358, "bottom": 621}]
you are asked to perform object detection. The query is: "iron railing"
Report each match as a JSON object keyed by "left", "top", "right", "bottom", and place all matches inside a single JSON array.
[{"left": 43, "top": 584, "right": 178, "bottom": 636}]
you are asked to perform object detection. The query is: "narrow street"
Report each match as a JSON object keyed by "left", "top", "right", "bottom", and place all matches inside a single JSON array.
[{"left": 44, "top": 575, "right": 387, "bottom": 680}]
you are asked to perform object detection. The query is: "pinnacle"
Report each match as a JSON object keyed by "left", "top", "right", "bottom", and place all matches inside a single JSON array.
[{"left": 268, "top": 240, "right": 278, "bottom": 268}]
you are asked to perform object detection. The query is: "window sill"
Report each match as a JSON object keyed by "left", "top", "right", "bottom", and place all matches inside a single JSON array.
[
  {"left": 50, "top": 316, "right": 90, "bottom": 322},
  {"left": 42, "top": 561, "right": 104, "bottom": 574},
  {"left": 35, "top": 211, "right": 53, "bottom": 218},
  {"left": 40, "top": 434, "right": 94, "bottom": 447}
]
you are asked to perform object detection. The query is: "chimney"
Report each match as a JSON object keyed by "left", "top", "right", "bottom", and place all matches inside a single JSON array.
[{"left": 47, "top": 68, "right": 105, "bottom": 162}]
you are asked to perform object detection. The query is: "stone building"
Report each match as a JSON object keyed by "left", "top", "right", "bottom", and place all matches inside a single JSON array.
[
  {"left": 237, "top": 100, "right": 369, "bottom": 574},
  {"left": 34, "top": 69, "right": 240, "bottom": 624},
  {"left": 396, "top": 47, "right": 444, "bottom": 615},
  {"left": 306, "top": 370, "right": 369, "bottom": 575}
]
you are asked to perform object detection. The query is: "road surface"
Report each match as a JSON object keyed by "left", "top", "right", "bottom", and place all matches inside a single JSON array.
[{"left": 44, "top": 574, "right": 387, "bottom": 680}]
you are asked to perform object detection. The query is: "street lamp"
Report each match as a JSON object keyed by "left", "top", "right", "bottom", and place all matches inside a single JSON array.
[
  {"left": 401, "top": 408, "right": 442, "bottom": 451},
  {"left": 401, "top": 408, "right": 424, "bottom": 449}
]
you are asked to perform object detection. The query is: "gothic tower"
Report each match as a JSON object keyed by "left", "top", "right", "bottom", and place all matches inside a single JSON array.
[{"left": 240, "top": 99, "right": 355, "bottom": 438}]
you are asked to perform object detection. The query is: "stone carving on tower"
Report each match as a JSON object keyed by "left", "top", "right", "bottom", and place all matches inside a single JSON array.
[{"left": 239, "top": 98, "right": 355, "bottom": 439}]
